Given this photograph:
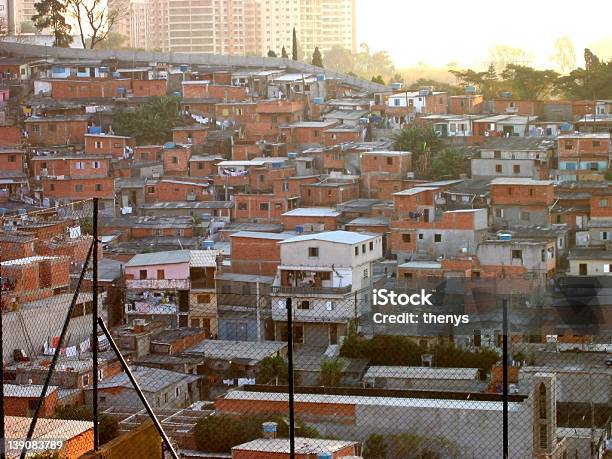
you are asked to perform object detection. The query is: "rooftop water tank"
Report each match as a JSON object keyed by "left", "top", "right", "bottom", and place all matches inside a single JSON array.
[
  {"left": 498, "top": 233, "right": 512, "bottom": 241},
  {"left": 313, "top": 97, "right": 324, "bottom": 104},
  {"left": 295, "top": 225, "right": 304, "bottom": 234},
  {"left": 202, "top": 240, "right": 214, "bottom": 250},
  {"left": 287, "top": 152, "right": 298, "bottom": 159},
  {"left": 391, "top": 82, "right": 403, "bottom": 90}
]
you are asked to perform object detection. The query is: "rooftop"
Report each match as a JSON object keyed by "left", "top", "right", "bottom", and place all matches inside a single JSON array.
[
  {"left": 281, "top": 207, "right": 341, "bottom": 218},
  {"left": 125, "top": 250, "right": 191, "bottom": 267},
  {"left": 97, "top": 366, "right": 199, "bottom": 393},
  {"left": 229, "top": 231, "right": 295, "bottom": 241},
  {"left": 364, "top": 366, "right": 480, "bottom": 380},
  {"left": 568, "top": 247, "right": 612, "bottom": 260},
  {"left": 393, "top": 186, "right": 439, "bottom": 196},
  {"left": 490, "top": 178, "right": 553, "bottom": 186},
  {"left": 232, "top": 437, "right": 357, "bottom": 454},
  {"left": 185, "top": 339, "right": 286, "bottom": 361},
  {"left": 279, "top": 230, "right": 378, "bottom": 245}
]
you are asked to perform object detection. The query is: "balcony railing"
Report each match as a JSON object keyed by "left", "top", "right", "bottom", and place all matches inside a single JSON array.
[
  {"left": 126, "top": 279, "right": 190, "bottom": 290},
  {"left": 271, "top": 285, "right": 352, "bottom": 296}
]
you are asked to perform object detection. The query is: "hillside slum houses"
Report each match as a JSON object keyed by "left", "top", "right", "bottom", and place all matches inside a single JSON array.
[{"left": 0, "top": 51, "right": 611, "bottom": 458}]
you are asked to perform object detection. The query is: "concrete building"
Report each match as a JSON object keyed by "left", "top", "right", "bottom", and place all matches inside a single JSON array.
[
  {"left": 271, "top": 230, "right": 382, "bottom": 347},
  {"left": 490, "top": 178, "right": 555, "bottom": 227}
]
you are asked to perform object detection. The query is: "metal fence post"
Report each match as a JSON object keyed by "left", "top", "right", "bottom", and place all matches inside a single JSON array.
[
  {"left": 502, "top": 297, "right": 509, "bottom": 459},
  {"left": 286, "top": 297, "right": 295, "bottom": 459},
  {"left": 92, "top": 197, "right": 100, "bottom": 451}
]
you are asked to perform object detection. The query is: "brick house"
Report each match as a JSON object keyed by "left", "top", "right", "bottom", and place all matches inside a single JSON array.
[
  {"left": 281, "top": 207, "right": 342, "bottom": 231},
  {"left": 488, "top": 99, "right": 542, "bottom": 116},
  {"left": 556, "top": 132, "right": 611, "bottom": 182},
  {"left": 161, "top": 144, "right": 192, "bottom": 176},
  {"left": 3, "top": 384, "right": 58, "bottom": 417},
  {"left": 323, "top": 126, "right": 365, "bottom": 146},
  {"left": 84, "top": 133, "right": 135, "bottom": 157},
  {"left": 144, "top": 179, "right": 212, "bottom": 203},
  {"left": 230, "top": 231, "right": 293, "bottom": 276},
  {"left": 24, "top": 116, "right": 90, "bottom": 146},
  {"left": 215, "top": 101, "right": 258, "bottom": 123},
  {"left": 490, "top": 178, "right": 555, "bottom": 226},
  {"left": 133, "top": 145, "right": 163, "bottom": 161},
  {"left": 31, "top": 154, "right": 112, "bottom": 179},
  {"left": 181, "top": 81, "right": 248, "bottom": 101},
  {"left": 233, "top": 194, "right": 299, "bottom": 223},
  {"left": 172, "top": 125, "right": 209, "bottom": 145},
  {"left": 255, "top": 99, "right": 304, "bottom": 124},
  {"left": 449, "top": 94, "right": 484, "bottom": 115},
  {"left": 280, "top": 120, "right": 339, "bottom": 147},
  {"left": 41, "top": 176, "right": 116, "bottom": 213},
  {"left": 189, "top": 155, "right": 224, "bottom": 176},
  {"left": 0, "top": 147, "right": 26, "bottom": 174},
  {"left": 300, "top": 176, "right": 360, "bottom": 207}
]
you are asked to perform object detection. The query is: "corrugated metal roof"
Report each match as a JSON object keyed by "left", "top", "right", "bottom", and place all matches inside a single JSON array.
[
  {"left": 279, "top": 230, "right": 378, "bottom": 245},
  {"left": 189, "top": 250, "right": 221, "bottom": 267},
  {"left": 364, "top": 366, "right": 479, "bottom": 380}
]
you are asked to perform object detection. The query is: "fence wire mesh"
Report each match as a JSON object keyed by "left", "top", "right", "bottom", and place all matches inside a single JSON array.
[{"left": 1, "top": 203, "right": 611, "bottom": 459}]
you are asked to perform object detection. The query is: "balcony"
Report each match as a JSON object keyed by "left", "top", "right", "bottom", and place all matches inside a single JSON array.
[
  {"left": 126, "top": 279, "right": 190, "bottom": 290},
  {"left": 271, "top": 285, "right": 352, "bottom": 296}
]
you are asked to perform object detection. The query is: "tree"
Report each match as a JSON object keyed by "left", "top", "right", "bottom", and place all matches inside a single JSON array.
[
  {"left": 89, "top": 32, "right": 128, "bottom": 50},
  {"left": 320, "top": 357, "right": 342, "bottom": 386},
  {"left": 257, "top": 355, "right": 287, "bottom": 385},
  {"left": 194, "top": 414, "right": 319, "bottom": 452},
  {"left": 267, "top": 49, "right": 277, "bottom": 58},
  {"left": 281, "top": 46, "right": 288, "bottom": 59},
  {"left": 499, "top": 64, "right": 559, "bottom": 100},
  {"left": 430, "top": 148, "right": 469, "bottom": 180},
  {"left": 550, "top": 36, "right": 576, "bottom": 74},
  {"left": 112, "top": 96, "right": 181, "bottom": 144},
  {"left": 324, "top": 45, "right": 355, "bottom": 74},
  {"left": 392, "top": 73, "right": 405, "bottom": 84},
  {"left": 292, "top": 27, "right": 298, "bottom": 60},
  {"left": 393, "top": 126, "right": 443, "bottom": 178},
  {"left": 555, "top": 49, "right": 612, "bottom": 99},
  {"left": 31, "top": 0, "right": 73, "bottom": 47},
  {"left": 363, "top": 434, "right": 388, "bottom": 459},
  {"left": 487, "top": 44, "right": 533, "bottom": 72},
  {"left": 54, "top": 405, "right": 118, "bottom": 445},
  {"left": 66, "top": 0, "right": 121, "bottom": 49},
  {"left": 0, "top": 16, "right": 7, "bottom": 36},
  {"left": 450, "top": 64, "right": 499, "bottom": 99},
  {"left": 371, "top": 75, "right": 385, "bottom": 85},
  {"left": 311, "top": 46, "right": 323, "bottom": 68},
  {"left": 20, "top": 21, "right": 37, "bottom": 33}
]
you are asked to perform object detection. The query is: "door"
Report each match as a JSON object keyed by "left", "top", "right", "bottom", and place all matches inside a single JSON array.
[
  {"left": 579, "top": 264, "right": 587, "bottom": 276},
  {"left": 329, "top": 324, "right": 338, "bottom": 345}
]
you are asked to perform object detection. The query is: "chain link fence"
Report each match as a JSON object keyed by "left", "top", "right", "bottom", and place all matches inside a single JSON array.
[{"left": 1, "top": 205, "right": 611, "bottom": 458}]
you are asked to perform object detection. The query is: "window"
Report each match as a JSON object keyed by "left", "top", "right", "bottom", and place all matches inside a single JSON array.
[
  {"left": 386, "top": 157, "right": 393, "bottom": 166},
  {"left": 95, "top": 141, "right": 102, "bottom": 149},
  {"left": 259, "top": 202, "right": 269, "bottom": 211},
  {"left": 495, "top": 164, "right": 502, "bottom": 173},
  {"left": 363, "top": 268, "right": 369, "bottom": 279},
  {"left": 495, "top": 208, "right": 503, "bottom": 218},
  {"left": 238, "top": 202, "right": 247, "bottom": 210},
  {"left": 299, "top": 300, "right": 310, "bottom": 310},
  {"left": 564, "top": 141, "right": 573, "bottom": 150},
  {"left": 521, "top": 211, "right": 530, "bottom": 221},
  {"left": 49, "top": 183, "right": 55, "bottom": 191},
  {"left": 600, "top": 199, "right": 609, "bottom": 208},
  {"left": 75, "top": 161, "right": 85, "bottom": 169},
  {"left": 529, "top": 188, "right": 534, "bottom": 196},
  {"left": 31, "top": 124, "right": 40, "bottom": 133},
  {"left": 95, "top": 184, "right": 103, "bottom": 192},
  {"left": 590, "top": 162, "right": 598, "bottom": 171},
  {"left": 82, "top": 375, "right": 90, "bottom": 386},
  {"left": 593, "top": 140, "right": 600, "bottom": 147},
  {"left": 75, "top": 184, "right": 84, "bottom": 192},
  {"left": 242, "top": 285, "right": 250, "bottom": 295},
  {"left": 274, "top": 202, "right": 282, "bottom": 209},
  {"left": 362, "top": 244, "right": 366, "bottom": 254},
  {"left": 541, "top": 249, "right": 546, "bottom": 262},
  {"left": 354, "top": 246, "right": 359, "bottom": 255},
  {"left": 197, "top": 162, "right": 204, "bottom": 170},
  {"left": 602, "top": 231, "right": 609, "bottom": 241},
  {"left": 313, "top": 130, "right": 319, "bottom": 138},
  {"left": 512, "top": 250, "right": 522, "bottom": 259},
  {"left": 434, "top": 234, "right": 442, "bottom": 243},
  {"left": 513, "top": 164, "right": 520, "bottom": 174},
  {"left": 147, "top": 186, "right": 155, "bottom": 194},
  {"left": 172, "top": 156, "right": 178, "bottom": 164},
  {"left": 92, "top": 161, "right": 101, "bottom": 169},
  {"left": 579, "top": 263, "right": 587, "bottom": 275},
  {"left": 175, "top": 387, "right": 181, "bottom": 397},
  {"left": 157, "top": 269, "right": 165, "bottom": 279},
  {"left": 418, "top": 233, "right": 423, "bottom": 240},
  {"left": 402, "top": 234, "right": 411, "bottom": 243},
  {"left": 369, "top": 241, "right": 374, "bottom": 251},
  {"left": 8, "top": 155, "right": 16, "bottom": 162},
  {"left": 604, "top": 264, "right": 610, "bottom": 273},
  {"left": 308, "top": 247, "right": 319, "bottom": 257}
]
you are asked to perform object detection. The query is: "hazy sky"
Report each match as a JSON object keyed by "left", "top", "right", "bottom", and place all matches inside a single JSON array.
[{"left": 356, "top": 0, "right": 612, "bottom": 69}]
